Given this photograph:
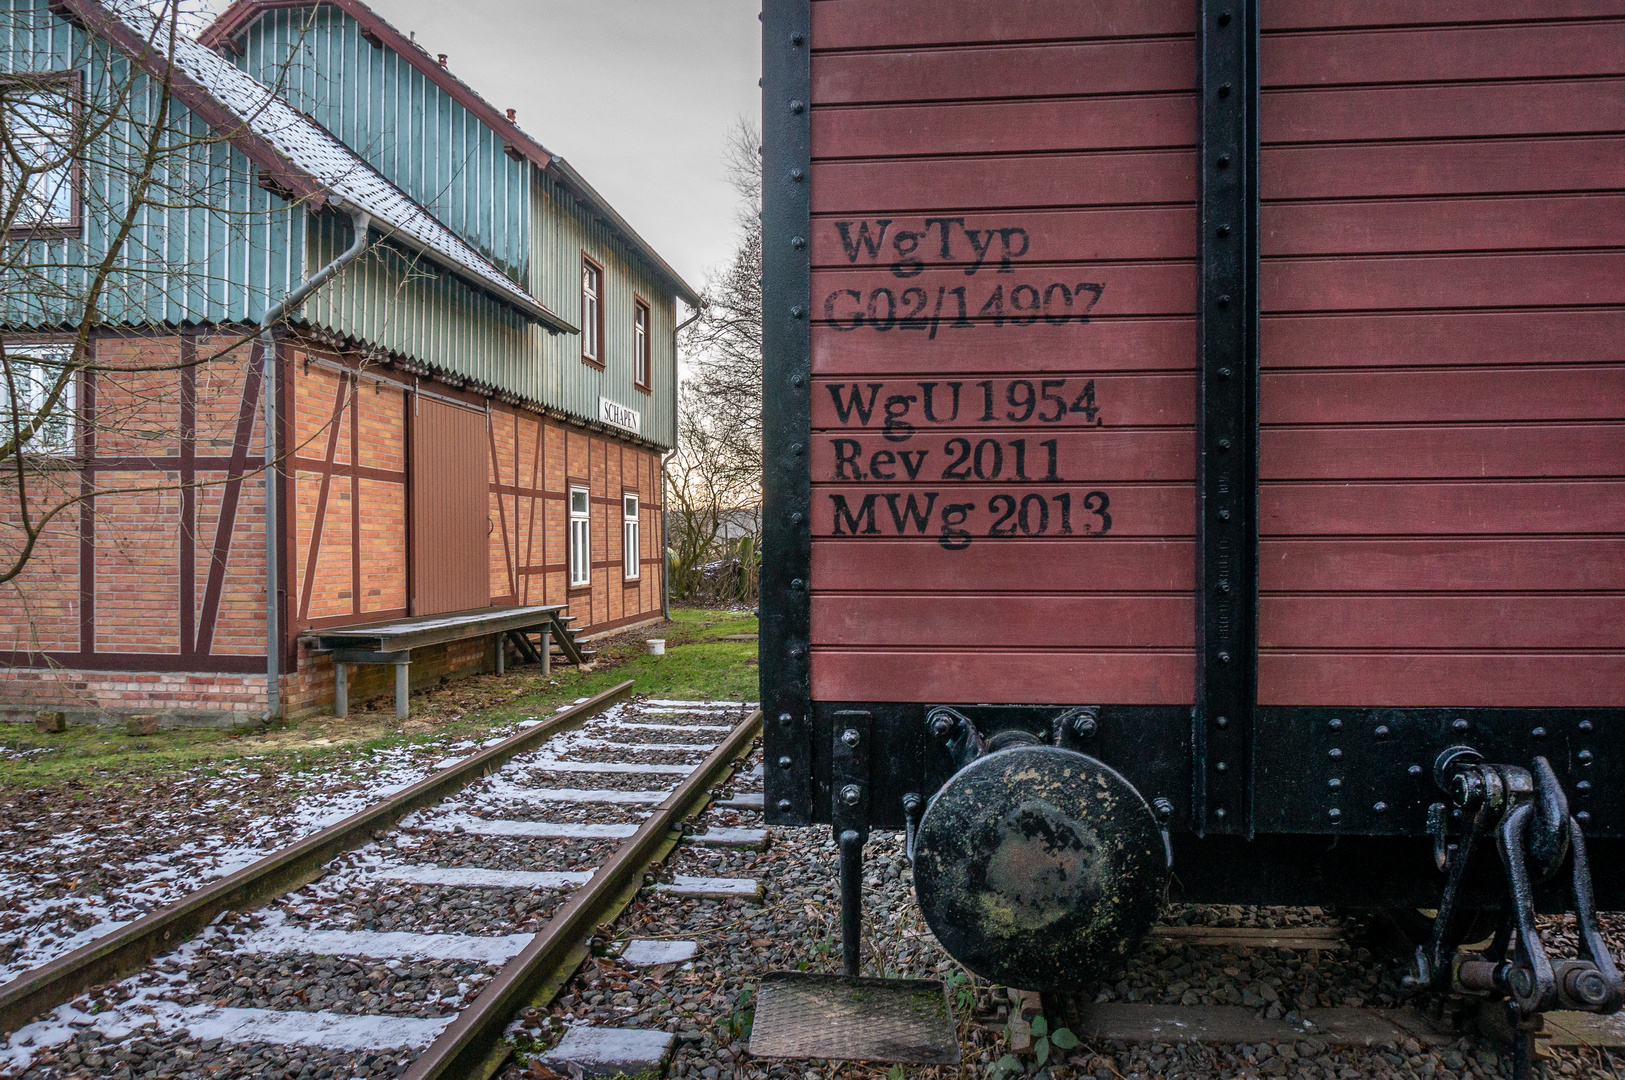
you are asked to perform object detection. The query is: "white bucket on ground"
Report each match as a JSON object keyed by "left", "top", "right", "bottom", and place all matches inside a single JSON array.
[{"left": 646, "top": 639, "right": 666, "bottom": 656}]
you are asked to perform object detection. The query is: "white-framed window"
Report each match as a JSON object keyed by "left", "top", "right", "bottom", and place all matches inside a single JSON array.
[
  {"left": 2, "top": 342, "right": 75, "bottom": 455},
  {"left": 632, "top": 299, "right": 649, "bottom": 389},
  {"left": 581, "top": 257, "right": 602, "bottom": 365},
  {"left": 569, "top": 486, "right": 591, "bottom": 587},
  {"left": 623, "top": 493, "right": 640, "bottom": 580},
  {"left": 2, "top": 73, "right": 79, "bottom": 233}
]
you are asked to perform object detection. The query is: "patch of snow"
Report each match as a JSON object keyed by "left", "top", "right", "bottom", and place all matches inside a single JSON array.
[{"left": 233, "top": 910, "right": 532, "bottom": 963}]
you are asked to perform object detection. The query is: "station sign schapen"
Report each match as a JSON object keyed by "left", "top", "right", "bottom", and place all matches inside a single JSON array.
[{"left": 599, "top": 397, "right": 641, "bottom": 435}]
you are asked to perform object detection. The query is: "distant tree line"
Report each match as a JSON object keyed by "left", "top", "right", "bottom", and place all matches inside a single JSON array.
[{"left": 671, "top": 119, "right": 761, "bottom": 605}]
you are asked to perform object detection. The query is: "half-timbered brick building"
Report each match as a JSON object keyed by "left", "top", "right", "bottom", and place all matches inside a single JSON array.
[{"left": 0, "top": 0, "right": 695, "bottom": 724}]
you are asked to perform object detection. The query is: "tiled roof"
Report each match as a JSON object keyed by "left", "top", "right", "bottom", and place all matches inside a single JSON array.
[{"left": 65, "top": 0, "right": 573, "bottom": 332}]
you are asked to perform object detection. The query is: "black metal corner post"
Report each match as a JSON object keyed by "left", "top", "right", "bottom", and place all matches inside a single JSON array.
[
  {"left": 832, "top": 710, "right": 872, "bottom": 978},
  {"left": 760, "top": 0, "right": 814, "bottom": 826},
  {"left": 1194, "top": 1, "right": 1260, "bottom": 838}
]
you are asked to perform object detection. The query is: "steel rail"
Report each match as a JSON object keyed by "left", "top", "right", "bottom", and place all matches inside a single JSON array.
[
  {"left": 403, "top": 707, "right": 765, "bottom": 1080},
  {"left": 0, "top": 679, "right": 637, "bottom": 1034}
]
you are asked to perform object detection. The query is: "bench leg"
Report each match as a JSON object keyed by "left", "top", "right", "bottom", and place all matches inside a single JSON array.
[
  {"left": 395, "top": 662, "right": 410, "bottom": 719},
  {"left": 539, "top": 630, "right": 551, "bottom": 676},
  {"left": 495, "top": 635, "right": 505, "bottom": 675},
  {"left": 334, "top": 662, "right": 348, "bottom": 718}
]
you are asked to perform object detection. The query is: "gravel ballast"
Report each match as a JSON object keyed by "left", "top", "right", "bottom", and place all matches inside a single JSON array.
[{"left": 3, "top": 691, "right": 1619, "bottom": 1080}]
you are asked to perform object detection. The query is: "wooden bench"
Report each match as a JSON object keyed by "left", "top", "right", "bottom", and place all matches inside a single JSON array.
[{"left": 302, "top": 605, "right": 565, "bottom": 718}]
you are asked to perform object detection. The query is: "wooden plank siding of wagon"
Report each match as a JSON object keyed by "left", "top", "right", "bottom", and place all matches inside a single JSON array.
[
  {"left": 1255, "top": 6, "right": 1625, "bottom": 709},
  {"left": 803, "top": 1, "right": 1200, "bottom": 707}
]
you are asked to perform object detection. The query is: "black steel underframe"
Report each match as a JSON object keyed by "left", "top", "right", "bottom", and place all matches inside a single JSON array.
[
  {"left": 1195, "top": 0, "right": 1260, "bottom": 839},
  {"left": 803, "top": 703, "right": 1620, "bottom": 841},
  {"left": 758, "top": 0, "right": 1623, "bottom": 908},
  {"left": 760, "top": 0, "right": 813, "bottom": 829}
]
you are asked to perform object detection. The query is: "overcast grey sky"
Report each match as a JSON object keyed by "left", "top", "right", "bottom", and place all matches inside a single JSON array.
[
  {"left": 369, "top": 0, "right": 762, "bottom": 294},
  {"left": 213, "top": 0, "right": 764, "bottom": 297}
]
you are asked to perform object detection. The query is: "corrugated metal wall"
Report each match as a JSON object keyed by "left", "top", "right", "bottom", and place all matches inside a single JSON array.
[
  {"left": 234, "top": 3, "right": 530, "bottom": 282},
  {"left": 3, "top": 0, "right": 680, "bottom": 449},
  {"left": 409, "top": 395, "right": 490, "bottom": 615},
  {"left": 0, "top": 0, "right": 303, "bottom": 328},
  {"left": 299, "top": 210, "right": 534, "bottom": 386},
  {"left": 531, "top": 170, "right": 677, "bottom": 447},
  {"left": 233, "top": 2, "right": 679, "bottom": 448}
]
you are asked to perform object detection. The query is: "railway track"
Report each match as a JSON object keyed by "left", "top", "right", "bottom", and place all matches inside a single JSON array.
[{"left": 0, "top": 683, "right": 763, "bottom": 1080}]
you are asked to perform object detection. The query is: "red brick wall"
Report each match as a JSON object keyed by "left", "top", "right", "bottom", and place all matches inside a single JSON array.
[
  {"left": 0, "top": 332, "right": 667, "bottom": 724},
  {"left": 487, "top": 410, "right": 665, "bottom": 638},
  {"left": 0, "top": 330, "right": 271, "bottom": 723},
  {"left": 289, "top": 351, "right": 409, "bottom": 629},
  {"left": 283, "top": 353, "right": 667, "bottom": 715}
]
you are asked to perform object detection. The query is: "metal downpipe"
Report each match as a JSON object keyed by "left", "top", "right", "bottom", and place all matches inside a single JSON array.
[
  {"left": 260, "top": 209, "right": 372, "bottom": 720},
  {"left": 666, "top": 300, "right": 705, "bottom": 619}
]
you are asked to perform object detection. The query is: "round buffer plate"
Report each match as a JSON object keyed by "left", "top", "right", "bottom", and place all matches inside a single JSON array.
[{"left": 912, "top": 745, "right": 1166, "bottom": 991}]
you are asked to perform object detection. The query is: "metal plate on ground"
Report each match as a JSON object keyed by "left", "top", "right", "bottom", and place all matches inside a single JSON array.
[{"left": 748, "top": 972, "right": 960, "bottom": 1064}]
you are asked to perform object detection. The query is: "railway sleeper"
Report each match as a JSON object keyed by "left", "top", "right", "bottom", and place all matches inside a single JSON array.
[{"left": 0, "top": 699, "right": 764, "bottom": 1080}]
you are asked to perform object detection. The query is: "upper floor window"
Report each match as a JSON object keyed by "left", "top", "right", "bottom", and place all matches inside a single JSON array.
[
  {"left": 632, "top": 298, "right": 650, "bottom": 390},
  {"left": 581, "top": 256, "right": 604, "bottom": 367},
  {"left": 2, "top": 342, "right": 76, "bottom": 456},
  {"left": 2, "top": 73, "right": 80, "bottom": 236}
]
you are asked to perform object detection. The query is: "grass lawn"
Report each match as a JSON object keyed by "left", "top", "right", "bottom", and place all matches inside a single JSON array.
[{"left": 0, "top": 607, "right": 758, "bottom": 793}]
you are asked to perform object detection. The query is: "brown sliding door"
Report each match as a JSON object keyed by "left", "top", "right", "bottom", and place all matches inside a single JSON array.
[{"left": 410, "top": 397, "right": 491, "bottom": 616}]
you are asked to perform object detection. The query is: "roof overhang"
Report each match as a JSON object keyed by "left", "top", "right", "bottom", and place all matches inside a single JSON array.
[
  {"left": 201, "top": 0, "right": 703, "bottom": 309},
  {"left": 51, "top": 0, "right": 573, "bottom": 334},
  {"left": 200, "top": 0, "right": 556, "bottom": 171},
  {"left": 51, "top": 0, "right": 327, "bottom": 209}
]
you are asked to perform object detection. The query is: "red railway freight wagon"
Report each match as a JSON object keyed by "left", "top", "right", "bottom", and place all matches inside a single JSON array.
[{"left": 758, "top": 0, "right": 1625, "bottom": 1026}]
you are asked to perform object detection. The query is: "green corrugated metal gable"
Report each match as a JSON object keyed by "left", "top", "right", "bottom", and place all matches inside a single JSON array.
[
  {"left": 222, "top": 2, "right": 679, "bottom": 447},
  {"left": 0, "top": 0, "right": 303, "bottom": 328},
  {"left": 300, "top": 211, "right": 530, "bottom": 391},
  {"left": 3, "top": 0, "right": 680, "bottom": 449},
  {"left": 232, "top": 4, "right": 529, "bottom": 285},
  {"left": 531, "top": 169, "right": 675, "bottom": 447}
]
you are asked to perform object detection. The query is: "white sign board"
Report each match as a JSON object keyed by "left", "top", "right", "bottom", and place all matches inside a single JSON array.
[{"left": 599, "top": 397, "right": 641, "bottom": 436}]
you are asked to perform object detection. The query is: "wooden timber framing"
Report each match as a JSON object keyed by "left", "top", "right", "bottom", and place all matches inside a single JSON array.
[{"left": 0, "top": 331, "right": 667, "bottom": 720}]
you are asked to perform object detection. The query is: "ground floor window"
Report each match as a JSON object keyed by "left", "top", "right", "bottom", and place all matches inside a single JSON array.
[
  {"left": 623, "top": 493, "right": 639, "bottom": 579},
  {"left": 1, "top": 342, "right": 75, "bottom": 455},
  {"left": 569, "top": 486, "right": 591, "bottom": 587}
]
